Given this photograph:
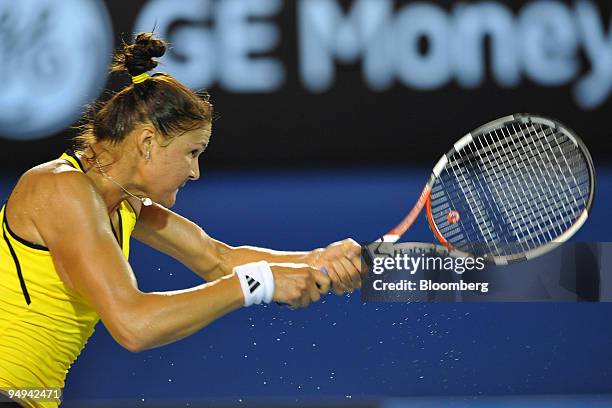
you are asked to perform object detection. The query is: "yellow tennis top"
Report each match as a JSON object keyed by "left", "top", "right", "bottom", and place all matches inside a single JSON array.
[{"left": 0, "top": 151, "right": 137, "bottom": 408}]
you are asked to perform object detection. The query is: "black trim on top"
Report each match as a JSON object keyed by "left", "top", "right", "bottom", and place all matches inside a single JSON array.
[
  {"left": 117, "top": 208, "right": 123, "bottom": 248},
  {"left": 63, "top": 151, "right": 132, "bottom": 250},
  {"left": 109, "top": 219, "right": 118, "bottom": 242},
  {"left": 109, "top": 209, "right": 123, "bottom": 249},
  {"left": 2, "top": 205, "right": 48, "bottom": 251},
  {"left": 124, "top": 199, "right": 139, "bottom": 218},
  {"left": 109, "top": 213, "right": 119, "bottom": 244},
  {"left": 64, "top": 149, "right": 86, "bottom": 173},
  {"left": 2, "top": 226, "right": 31, "bottom": 305}
]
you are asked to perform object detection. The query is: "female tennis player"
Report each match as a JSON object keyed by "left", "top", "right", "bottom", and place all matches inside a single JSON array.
[{"left": 0, "top": 33, "right": 362, "bottom": 408}]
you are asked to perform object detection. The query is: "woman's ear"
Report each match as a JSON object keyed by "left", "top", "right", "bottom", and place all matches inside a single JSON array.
[{"left": 135, "top": 125, "right": 156, "bottom": 161}]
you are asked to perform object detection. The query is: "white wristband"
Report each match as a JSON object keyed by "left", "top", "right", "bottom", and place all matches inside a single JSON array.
[{"left": 234, "top": 261, "right": 275, "bottom": 307}]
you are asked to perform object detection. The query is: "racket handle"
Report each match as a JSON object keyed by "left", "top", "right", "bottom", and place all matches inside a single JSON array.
[{"left": 362, "top": 245, "right": 375, "bottom": 270}]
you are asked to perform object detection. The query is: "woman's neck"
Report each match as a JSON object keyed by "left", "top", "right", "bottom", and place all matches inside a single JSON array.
[{"left": 77, "top": 146, "right": 142, "bottom": 213}]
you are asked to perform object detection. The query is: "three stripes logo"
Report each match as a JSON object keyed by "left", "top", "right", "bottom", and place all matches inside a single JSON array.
[{"left": 245, "top": 275, "right": 261, "bottom": 293}]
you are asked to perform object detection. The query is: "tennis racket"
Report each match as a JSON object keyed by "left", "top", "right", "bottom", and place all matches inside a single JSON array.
[{"left": 374, "top": 113, "right": 595, "bottom": 265}]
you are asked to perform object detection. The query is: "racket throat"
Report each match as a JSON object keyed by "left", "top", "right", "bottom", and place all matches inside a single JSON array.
[
  {"left": 383, "top": 183, "right": 433, "bottom": 241},
  {"left": 425, "top": 195, "right": 454, "bottom": 251}
]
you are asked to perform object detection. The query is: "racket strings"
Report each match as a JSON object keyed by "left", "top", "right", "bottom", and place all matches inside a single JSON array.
[
  {"left": 431, "top": 120, "right": 591, "bottom": 257},
  {"left": 474, "top": 123, "right": 585, "bottom": 253},
  {"left": 437, "top": 131, "right": 540, "bottom": 253},
  {"left": 510, "top": 124, "right": 588, "bottom": 240},
  {"left": 491, "top": 126, "right": 578, "bottom": 241},
  {"left": 478, "top": 124, "right": 585, "bottom": 252},
  {"left": 448, "top": 159, "right": 503, "bottom": 252}
]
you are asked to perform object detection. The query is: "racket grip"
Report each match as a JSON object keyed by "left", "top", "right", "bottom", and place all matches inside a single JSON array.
[{"left": 362, "top": 245, "right": 375, "bottom": 270}]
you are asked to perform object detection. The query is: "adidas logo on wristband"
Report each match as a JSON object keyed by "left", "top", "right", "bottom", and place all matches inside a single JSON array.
[
  {"left": 245, "top": 275, "right": 261, "bottom": 293},
  {"left": 234, "top": 261, "right": 275, "bottom": 307}
]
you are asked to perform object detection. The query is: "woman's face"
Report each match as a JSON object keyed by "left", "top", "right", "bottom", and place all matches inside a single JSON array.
[{"left": 145, "top": 123, "right": 211, "bottom": 208}]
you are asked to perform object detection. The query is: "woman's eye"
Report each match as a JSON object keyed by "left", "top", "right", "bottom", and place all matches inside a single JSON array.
[{"left": 190, "top": 150, "right": 199, "bottom": 157}]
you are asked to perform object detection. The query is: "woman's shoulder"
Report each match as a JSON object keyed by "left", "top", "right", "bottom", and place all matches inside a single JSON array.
[
  {"left": 5, "top": 159, "right": 103, "bottom": 249},
  {"left": 27, "top": 158, "right": 83, "bottom": 176},
  {"left": 10, "top": 159, "right": 102, "bottom": 217},
  {"left": 21, "top": 159, "right": 92, "bottom": 192}
]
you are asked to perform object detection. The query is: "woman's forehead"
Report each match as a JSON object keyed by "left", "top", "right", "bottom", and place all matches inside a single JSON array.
[{"left": 184, "top": 126, "right": 211, "bottom": 144}]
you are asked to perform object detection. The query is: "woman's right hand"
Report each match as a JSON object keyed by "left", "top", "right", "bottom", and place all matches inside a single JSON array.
[{"left": 269, "top": 263, "right": 330, "bottom": 308}]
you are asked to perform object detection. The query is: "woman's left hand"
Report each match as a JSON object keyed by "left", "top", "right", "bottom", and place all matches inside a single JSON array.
[{"left": 307, "top": 238, "right": 363, "bottom": 295}]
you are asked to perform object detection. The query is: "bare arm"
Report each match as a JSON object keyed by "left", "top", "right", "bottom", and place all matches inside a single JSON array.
[
  {"left": 131, "top": 201, "right": 318, "bottom": 281},
  {"left": 35, "top": 173, "right": 322, "bottom": 352}
]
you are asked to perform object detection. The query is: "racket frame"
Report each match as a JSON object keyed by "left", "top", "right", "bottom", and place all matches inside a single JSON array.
[{"left": 379, "top": 114, "right": 596, "bottom": 265}]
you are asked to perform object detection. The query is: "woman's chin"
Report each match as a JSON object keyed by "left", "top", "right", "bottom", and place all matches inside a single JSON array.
[{"left": 160, "top": 191, "right": 178, "bottom": 208}]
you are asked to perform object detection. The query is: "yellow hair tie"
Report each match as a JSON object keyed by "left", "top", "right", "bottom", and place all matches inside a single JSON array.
[{"left": 131, "top": 73, "right": 149, "bottom": 84}]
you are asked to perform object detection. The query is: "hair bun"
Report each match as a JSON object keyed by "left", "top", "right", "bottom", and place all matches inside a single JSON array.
[{"left": 118, "top": 32, "right": 166, "bottom": 76}]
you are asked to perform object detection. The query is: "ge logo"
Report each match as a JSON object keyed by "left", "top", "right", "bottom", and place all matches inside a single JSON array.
[{"left": 0, "top": 0, "right": 113, "bottom": 140}]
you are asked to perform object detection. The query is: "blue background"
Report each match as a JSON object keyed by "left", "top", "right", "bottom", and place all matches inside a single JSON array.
[
  {"left": 2, "top": 0, "right": 612, "bottom": 406},
  {"left": 3, "top": 167, "right": 610, "bottom": 405}
]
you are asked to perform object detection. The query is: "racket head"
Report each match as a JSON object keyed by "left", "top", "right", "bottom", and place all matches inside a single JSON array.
[{"left": 424, "top": 114, "right": 595, "bottom": 264}]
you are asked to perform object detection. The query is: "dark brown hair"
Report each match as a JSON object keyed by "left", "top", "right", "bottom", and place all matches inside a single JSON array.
[{"left": 75, "top": 33, "right": 212, "bottom": 150}]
